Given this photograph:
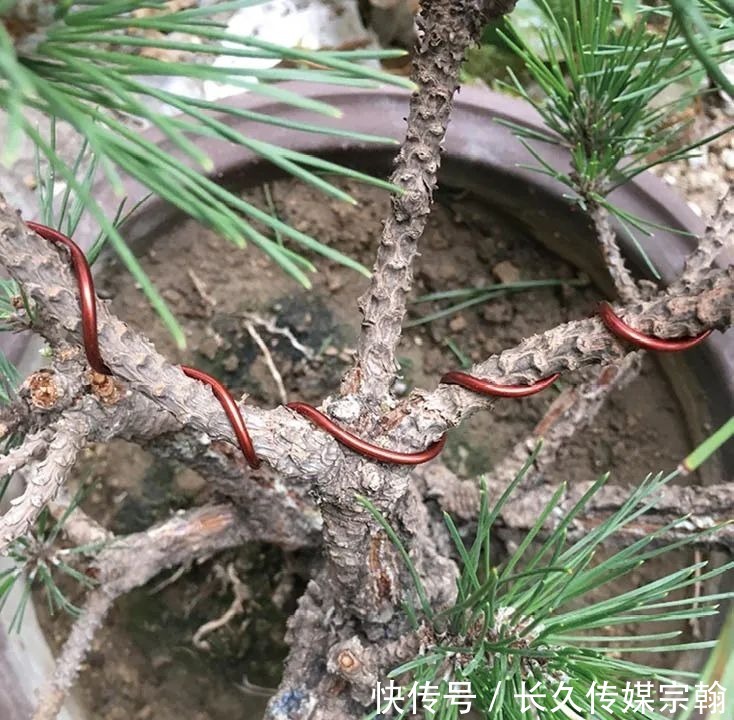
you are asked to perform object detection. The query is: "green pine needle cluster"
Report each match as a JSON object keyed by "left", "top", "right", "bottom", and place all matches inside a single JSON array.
[
  {"left": 35, "top": 122, "right": 148, "bottom": 264},
  {"left": 0, "top": 348, "right": 17, "bottom": 405},
  {"left": 0, "top": 497, "right": 103, "bottom": 631},
  {"left": 498, "top": 0, "right": 732, "bottom": 276},
  {"left": 669, "top": 0, "right": 734, "bottom": 97},
  {"left": 0, "top": 0, "right": 411, "bottom": 346},
  {"left": 362, "top": 439, "right": 734, "bottom": 720},
  {"left": 0, "top": 279, "right": 28, "bottom": 331},
  {"left": 0, "top": 345, "right": 20, "bottom": 487}
]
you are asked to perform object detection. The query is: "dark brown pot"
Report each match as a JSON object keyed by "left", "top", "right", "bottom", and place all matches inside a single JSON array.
[{"left": 1, "top": 84, "right": 731, "bottom": 720}]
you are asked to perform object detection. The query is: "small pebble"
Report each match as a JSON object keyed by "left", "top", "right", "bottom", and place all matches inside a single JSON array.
[
  {"left": 482, "top": 302, "right": 513, "bottom": 324},
  {"left": 222, "top": 354, "right": 239, "bottom": 372},
  {"left": 492, "top": 260, "right": 521, "bottom": 284},
  {"left": 721, "top": 148, "right": 734, "bottom": 171},
  {"left": 688, "top": 201, "right": 703, "bottom": 218},
  {"left": 689, "top": 169, "right": 719, "bottom": 191},
  {"left": 448, "top": 316, "right": 467, "bottom": 332},
  {"left": 687, "top": 148, "right": 708, "bottom": 168},
  {"left": 175, "top": 468, "right": 206, "bottom": 496}
]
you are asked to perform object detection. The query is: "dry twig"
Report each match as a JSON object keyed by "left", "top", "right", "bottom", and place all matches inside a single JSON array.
[{"left": 32, "top": 504, "right": 252, "bottom": 720}]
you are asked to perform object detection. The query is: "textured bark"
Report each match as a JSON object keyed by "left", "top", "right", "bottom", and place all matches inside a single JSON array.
[
  {"left": 676, "top": 190, "right": 732, "bottom": 288},
  {"left": 419, "top": 463, "right": 734, "bottom": 549},
  {"left": 352, "top": 0, "right": 490, "bottom": 402},
  {"left": 382, "top": 266, "right": 734, "bottom": 452},
  {"left": 0, "top": 351, "right": 320, "bottom": 555},
  {"left": 589, "top": 203, "right": 642, "bottom": 302},
  {"left": 32, "top": 504, "right": 252, "bottom": 720},
  {"left": 2, "top": 196, "right": 730, "bottom": 486},
  {"left": 0, "top": 194, "right": 337, "bottom": 480},
  {"left": 0, "top": 0, "right": 732, "bottom": 711},
  {"left": 434, "top": 352, "right": 643, "bottom": 499},
  {"left": 0, "top": 412, "right": 89, "bottom": 552},
  {"left": 32, "top": 590, "right": 113, "bottom": 720},
  {"left": 266, "top": 462, "right": 458, "bottom": 711}
]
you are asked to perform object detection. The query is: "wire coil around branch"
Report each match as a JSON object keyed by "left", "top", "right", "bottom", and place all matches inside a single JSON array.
[
  {"left": 21, "top": 222, "right": 712, "bottom": 468},
  {"left": 598, "top": 301, "right": 712, "bottom": 352}
]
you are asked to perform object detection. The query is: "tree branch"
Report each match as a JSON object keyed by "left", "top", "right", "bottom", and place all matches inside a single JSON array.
[
  {"left": 351, "top": 0, "right": 518, "bottom": 402},
  {"left": 32, "top": 504, "right": 253, "bottom": 720},
  {"left": 1, "top": 190, "right": 732, "bottom": 494},
  {"left": 0, "top": 412, "right": 90, "bottom": 552},
  {"left": 48, "top": 489, "right": 113, "bottom": 547},
  {"left": 0, "top": 425, "right": 53, "bottom": 481},
  {"left": 384, "top": 266, "right": 733, "bottom": 451},
  {"left": 441, "top": 352, "right": 644, "bottom": 498},
  {"left": 31, "top": 589, "right": 113, "bottom": 720},
  {"left": 0, "top": 194, "right": 336, "bottom": 480},
  {"left": 677, "top": 189, "right": 732, "bottom": 288},
  {"left": 589, "top": 203, "right": 642, "bottom": 302},
  {"left": 419, "top": 463, "right": 734, "bottom": 548}
]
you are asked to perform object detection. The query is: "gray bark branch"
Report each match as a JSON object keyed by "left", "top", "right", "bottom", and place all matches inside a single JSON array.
[
  {"left": 32, "top": 504, "right": 253, "bottom": 720},
  {"left": 677, "top": 189, "right": 732, "bottom": 287},
  {"left": 0, "top": 413, "right": 89, "bottom": 552},
  {"left": 2, "top": 196, "right": 731, "bottom": 487},
  {"left": 383, "top": 266, "right": 733, "bottom": 452},
  {"left": 419, "top": 463, "right": 734, "bottom": 549},
  {"left": 351, "top": 0, "right": 499, "bottom": 402},
  {"left": 458, "top": 352, "right": 643, "bottom": 496},
  {"left": 589, "top": 203, "right": 642, "bottom": 302}
]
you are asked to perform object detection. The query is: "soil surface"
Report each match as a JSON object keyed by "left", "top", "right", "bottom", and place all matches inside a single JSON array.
[{"left": 36, "top": 177, "right": 712, "bottom": 719}]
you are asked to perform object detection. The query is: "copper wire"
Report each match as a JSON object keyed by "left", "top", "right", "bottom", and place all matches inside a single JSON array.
[
  {"left": 599, "top": 301, "right": 712, "bottom": 352},
  {"left": 23, "top": 222, "right": 711, "bottom": 468}
]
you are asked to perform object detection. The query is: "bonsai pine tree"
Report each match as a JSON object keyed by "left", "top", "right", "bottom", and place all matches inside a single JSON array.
[{"left": 0, "top": 1, "right": 733, "bottom": 719}]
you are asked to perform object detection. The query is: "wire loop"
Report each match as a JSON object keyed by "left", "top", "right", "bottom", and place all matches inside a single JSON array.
[
  {"left": 286, "top": 402, "right": 446, "bottom": 465},
  {"left": 27, "top": 222, "right": 261, "bottom": 468},
  {"left": 26, "top": 222, "right": 111, "bottom": 376},
  {"left": 22, "top": 222, "right": 712, "bottom": 469},
  {"left": 598, "top": 301, "right": 711, "bottom": 352},
  {"left": 181, "top": 366, "right": 260, "bottom": 468},
  {"left": 441, "top": 371, "right": 560, "bottom": 397}
]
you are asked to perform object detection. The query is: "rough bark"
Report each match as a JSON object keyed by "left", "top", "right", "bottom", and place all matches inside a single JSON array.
[
  {"left": 0, "top": 190, "right": 732, "bottom": 565},
  {"left": 32, "top": 504, "right": 253, "bottom": 720},
  {"left": 419, "top": 462, "right": 734, "bottom": 549},
  {"left": 0, "top": 0, "right": 732, "bottom": 712},
  {"left": 676, "top": 189, "right": 732, "bottom": 288},
  {"left": 381, "top": 266, "right": 733, "bottom": 452},
  {"left": 589, "top": 203, "right": 642, "bottom": 302},
  {"left": 437, "top": 352, "right": 643, "bottom": 497},
  {"left": 0, "top": 412, "right": 89, "bottom": 552},
  {"left": 351, "top": 0, "right": 492, "bottom": 402},
  {"left": 2, "top": 196, "right": 731, "bottom": 486}
]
